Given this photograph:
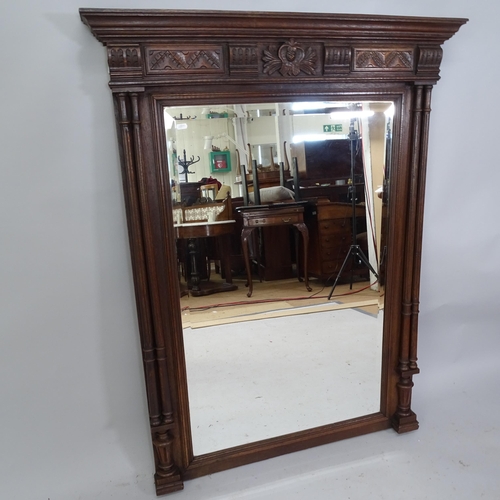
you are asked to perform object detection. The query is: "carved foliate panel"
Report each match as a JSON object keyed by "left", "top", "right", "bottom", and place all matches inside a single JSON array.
[
  {"left": 354, "top": 49, "right": 414, "bottom": 71},
  {"left": 261, "top": 39, "right": 322, "bottom": 77},
  {"left": 145, "top": 46, "right": 225, "bottom": 75}
]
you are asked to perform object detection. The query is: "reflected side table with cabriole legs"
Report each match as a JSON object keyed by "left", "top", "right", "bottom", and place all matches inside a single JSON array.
[{"left": 237, "top": 204, "right": 311, "bottom": 297}]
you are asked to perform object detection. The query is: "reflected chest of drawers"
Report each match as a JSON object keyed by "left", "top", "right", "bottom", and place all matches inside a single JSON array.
[{"left": 305, "top": 199, "right": 366, "bottom": 282}]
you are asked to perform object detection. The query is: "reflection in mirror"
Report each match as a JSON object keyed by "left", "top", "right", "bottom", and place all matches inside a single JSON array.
[{"left": 165, "top": 100, "right": 393, "bottom": 455}]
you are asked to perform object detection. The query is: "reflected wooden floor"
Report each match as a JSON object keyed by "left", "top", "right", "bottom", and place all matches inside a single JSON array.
[{"left": 180, "top": 274, "right": 383, "bottom": 329}]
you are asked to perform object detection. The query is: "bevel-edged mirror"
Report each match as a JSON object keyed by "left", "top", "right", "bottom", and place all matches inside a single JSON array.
[
  {"left": 168, "top": 99, "right": 391, "bottom": 456},
  {"left": 79, "top": 9, "right": 466, "bottom": 495}
]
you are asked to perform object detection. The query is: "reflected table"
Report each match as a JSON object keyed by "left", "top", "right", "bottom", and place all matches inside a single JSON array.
[
  {"left": 174, "top": 220, "right": 238, "bottom": 296},
  {"left": 237, "top": 204, "right": 311, "bottom": 297}
]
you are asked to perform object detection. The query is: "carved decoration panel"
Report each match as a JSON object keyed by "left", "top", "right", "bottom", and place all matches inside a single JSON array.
[
  {"left": 229, "top": 46, "right": 259, "bottom": 75},
  {"left": 354, "top": 49, "right": 414, "bottom": 71},
  {"left": 324, "top": 46, "right": 352, "bottom": 74},
  {"left": 417, "top": 47, "right": 444, "bottom": 75},
  {"left": 145, "top": 46, "right": 225, "bottom": 75},
  {"left": 260, "top": 39, "right": 323, "bottom": 77},
  {"left": 108, "top": 45, "right": 142, "bottom": 77},
  {"left": 104, "top": 42, "right": 445, "bottom": 83}
]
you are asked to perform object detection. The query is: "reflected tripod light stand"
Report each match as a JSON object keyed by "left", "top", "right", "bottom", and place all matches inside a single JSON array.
[{"left": 327, "top": 118, "right": 379, "bottom": 300}]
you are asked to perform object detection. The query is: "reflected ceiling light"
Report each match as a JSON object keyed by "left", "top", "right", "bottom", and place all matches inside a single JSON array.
[
  {"left": 384, "top": 104, "right": 395, "bottom": 117},
  {"left": 291, "top": 101, "right": 331, "bottom": 111},
  {"left": 292, "top": 102, "right": 363, "bottom": 112},
  {"left": 329, "top": 110, "right": 375, "bottom": 119}
]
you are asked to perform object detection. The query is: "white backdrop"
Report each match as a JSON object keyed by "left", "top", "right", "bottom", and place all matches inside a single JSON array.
[{"left": 1, "top": 1, "right": 499, "bottom": 499}]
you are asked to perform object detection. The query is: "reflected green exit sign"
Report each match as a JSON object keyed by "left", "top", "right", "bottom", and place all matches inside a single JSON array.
[{"left": 323, "top": 124, "right": 343, "bottom": 132}]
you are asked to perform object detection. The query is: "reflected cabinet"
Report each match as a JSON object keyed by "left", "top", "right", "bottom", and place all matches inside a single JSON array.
[{"left": 80, "top": 9, "right": 466, "bottom": 495}]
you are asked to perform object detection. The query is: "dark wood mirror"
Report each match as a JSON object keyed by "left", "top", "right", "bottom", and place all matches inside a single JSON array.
[{"left": 79, "top": 9, "right": 466, "bottom": 495}]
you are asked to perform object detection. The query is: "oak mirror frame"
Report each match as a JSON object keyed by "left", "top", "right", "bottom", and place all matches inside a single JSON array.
[{"left": 79, "top": 9, "right": 466, "bottom": 496}]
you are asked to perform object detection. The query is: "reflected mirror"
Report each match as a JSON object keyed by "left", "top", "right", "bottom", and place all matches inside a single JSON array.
[{"left": 165, "top": 100, "right": 392, "bottom": 455}]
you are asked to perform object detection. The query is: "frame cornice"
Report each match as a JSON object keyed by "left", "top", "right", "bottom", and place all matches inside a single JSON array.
[{"left": 81, "top": 10, "right": 465, "bottom": 88}]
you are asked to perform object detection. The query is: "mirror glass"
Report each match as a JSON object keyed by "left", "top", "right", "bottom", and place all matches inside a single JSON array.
[{"left": 164, "top": 100, "right": 393, "bottom": 455}]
